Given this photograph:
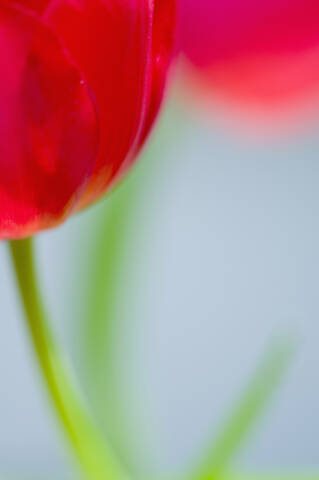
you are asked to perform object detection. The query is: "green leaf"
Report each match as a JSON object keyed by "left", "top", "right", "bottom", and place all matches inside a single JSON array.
[
  {"left": 78, "top": 100, "right": 187, "bottom": 473},
  {"left": 189, "top": 336, "right": 297, "bottom": 480},
  {"left": 220, "top": 474, "right": 319, "bottom": 480}
]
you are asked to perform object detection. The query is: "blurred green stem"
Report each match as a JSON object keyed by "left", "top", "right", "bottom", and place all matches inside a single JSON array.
[
  {"left": 190, "top": 337, "right": 296, "bottom": 480},
  {"left": 8, "top": 237, "right": 127, "bottom": 480}
]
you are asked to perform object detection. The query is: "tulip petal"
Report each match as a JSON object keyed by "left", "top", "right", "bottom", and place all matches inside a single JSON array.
[
  {"left": 7, "top": 0, "right": 49, "bottom": 14},
  {"left": 136, "top": 0, "right": 176, "bottom": 150},
  {"left": 179, "top": 0, "right": 319, "bottom": 115},
  {"left": 45, "top": 0, "right": 154, "bottom": 207},
  {"left": 0, "top": 2, "right": 98, "bottom": 238},
  {"left": 180, "top": 0, "right": 319, "bottom": 67}
]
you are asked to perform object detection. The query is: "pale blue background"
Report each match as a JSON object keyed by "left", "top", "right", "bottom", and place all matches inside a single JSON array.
[{"left": 0, "top": 98, "right": 318, "bottom": 478}]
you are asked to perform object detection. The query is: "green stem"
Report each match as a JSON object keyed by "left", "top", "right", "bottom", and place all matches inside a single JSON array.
[
  {"left": 189, "top": 337, "right": 296, "bottom": 480},
  {"left": 8, "top": 237, "right": 127, "bottom": 480}
]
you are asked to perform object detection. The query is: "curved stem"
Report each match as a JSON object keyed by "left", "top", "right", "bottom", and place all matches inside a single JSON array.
[{"left": 8, "top": 237, "right": 127, "bottom": 480}]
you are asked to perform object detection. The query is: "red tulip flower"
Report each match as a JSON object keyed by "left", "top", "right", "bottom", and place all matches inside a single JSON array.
[
  {"left": 0, "top": 0, "right": 175, "bottom": 239},
  {"left": 178, "top": 0, "right": 319, "bottom": 128}
]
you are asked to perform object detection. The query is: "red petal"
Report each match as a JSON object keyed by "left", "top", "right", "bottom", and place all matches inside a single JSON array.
[
  {"left": 179, "top": 0, "right": 319, "bottom": 67},
  {"left": 45, "top": 0, "right": 154, "bottom": 207},
  {"left": 6, "top": 0, "right": 50, "bottom": 14},
  {"left": 136, "top": 0, "right": 176, "bottom": 151},
  {"left": 178, "top": 0, "right": 319, "bottom": 118},
  {"left": 0, "top": 3, "right": 98, "bottom": 238}
]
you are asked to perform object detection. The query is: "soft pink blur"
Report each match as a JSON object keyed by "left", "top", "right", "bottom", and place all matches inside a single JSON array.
[{"left": 178, "top": 0, "right": 319, "bottom": 129}]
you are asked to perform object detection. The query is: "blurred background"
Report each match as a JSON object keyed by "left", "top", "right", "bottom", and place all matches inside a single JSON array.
[{"left": 1, "top": 79, "right": 319, "bottom": 478}]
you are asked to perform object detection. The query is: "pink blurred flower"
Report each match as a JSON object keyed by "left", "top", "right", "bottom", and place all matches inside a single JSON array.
[{"left": 178, "top": 0, "right": 319, "bottom": 129}]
